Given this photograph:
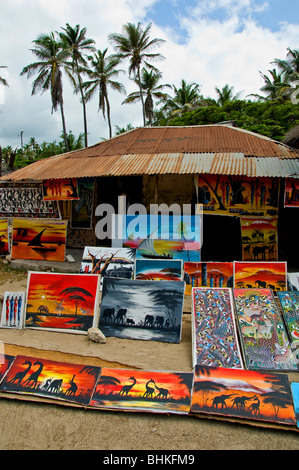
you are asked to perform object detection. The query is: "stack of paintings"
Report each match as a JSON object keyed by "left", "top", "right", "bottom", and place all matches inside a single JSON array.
[
  {"left": 191, "top": 287, "right": 243, "bottom": 369},
  {"left": 233, "top": 261, "right": 287, "bottom": 292},
  {"left": 277, "top": 291, "right": 299, "bottom": 350},
  {"left": 80, "top": 246, "right": 135, "bottom": 281},
  {"left": 191, "top": 365, "right": 296, "bottom": 426},
  {"left": 98, "top": 278, "right": 185, "bottom": 343},
  {"left": 0, "top": 292, "right": 26, "bottom": 329},
  {"left": 134, "top": 259, "right": 183, "bottom": 281},
  {"left": 233, "top": 288, "right": 298, "bottom": 371},
  {"left": 184, "top": 262, "right": 233, "bottom": 295}
]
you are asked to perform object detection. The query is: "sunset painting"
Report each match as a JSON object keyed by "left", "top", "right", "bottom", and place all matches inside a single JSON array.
[
  {"left": 184, "top": 262, "right": 233, "bottom": 295},
  {"left": 191, "top": 366, "right": 296, "bottom": 425},
  {"left": 0, "top": 354, "right": 15, "bottom": 381},
  {"left": 135, "top": 259, "right": 183, "bottom": 281},
  {"left": 240, "top": 217, "right": 278, "bottom": 261},
  {"left": 90, "top": 367, "right": 193, "bottom": 415},
  {"left": 0, "top": 355, "right": 101, "bottom": 405},
  {"left": 11, "top": 219, "right": 68, "bottom": 262},
  {"left": 233, "top": 261, "right": 287, "bottom": 291},
  {"left": 0, "top": 218, "right": 9, "bottom": 255},
  {"left": 43, "top": 178, "right": 79, "bottom": 201},
  {"left": 25, "top": 271, "right": 100, "bottom": 333}
]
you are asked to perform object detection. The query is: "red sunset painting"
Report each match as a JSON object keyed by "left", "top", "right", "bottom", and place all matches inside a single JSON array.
[{"left": 233, "top": 261, "right": 287, "bottom": 291}]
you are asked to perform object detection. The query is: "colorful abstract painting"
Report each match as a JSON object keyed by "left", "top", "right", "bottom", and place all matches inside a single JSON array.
[
  {"left": 191, "top": 366, "right": 296, "bottom": 426},
  {"left": 98, "top": 278, "right": 185, "bottom": 343},
  {"left": 198, "top": 175, "right": 279, "bottom": 217},
  {"left": 80, "top": 246, "right": 135, "bottom": 281},
  {"left": 192, "top": 288, "right": 243, "bottom": 369},
  {"left": 43, "top": 178, "right": 79, "bottom": 201},
  {"left": 0, "top": 218, "right": 9, "bottom": 255},
  {"left": 11, "top": 219, "right": 68, "bottom": 262},
  {"left": 277, "top": 291, "right": 299, "bottom": 348},
  {"left": 135, "top": 259, "right": 183, "bottom": 281},
  {"left": 25, "top": 271, "right": 100, "bottom": 333},
  {"left": 0, "top": 355, "right": 101, "bottom": 405},
  {"left": 240, "top": 217, "right": 278, "bottom": 261},
  {"left": 90, "top": 368, "right": 193, "bottom": 415},
  {"left": 184, "top": 262, "right": 233, "bottom": 295},
  {"left": 0, "top": 354, "right": 15, "bottom": 382},
  {"left": 0, "top": 185, "right": 60, "bottom": 218},
  {"left": 284, "top": 178, "right": 299, "bottom": 208},
  {"left": 0, "top": 292, "right": 26, "bottom": 329},
  {"left": 71, "top": 178, "right": 95, "bottom": 229},
  {"left": 291, "top": 382, "right": 299, "bottom": 428},
  {"left": 233, "top": 261, "right": 287, "bottom": 291},
  {"left": 233, "top": 288, "right": 298, "bottom": 371}
]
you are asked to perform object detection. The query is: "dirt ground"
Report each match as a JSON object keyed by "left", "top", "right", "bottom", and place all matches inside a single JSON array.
[{"left": 0, "top": 261, "right": 299, "bottom": 451}]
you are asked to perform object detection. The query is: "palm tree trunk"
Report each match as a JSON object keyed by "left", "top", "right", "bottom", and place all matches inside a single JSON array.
[
  {"left": 105, "top": 94, "right": 112, "bottom": 139},
  {"left": 76, "top": 67, "right": 88, "bottom": 147},
  {"left": 137, "top": 65, "right": 146, "bottom": 126},
  {"left": 60, "top": 98, "right": 69, "bottom": 152}
]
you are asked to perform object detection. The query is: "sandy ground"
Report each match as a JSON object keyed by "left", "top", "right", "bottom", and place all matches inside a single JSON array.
[{"left": 0, "top": 261, "right": 299, "bottom": 452}]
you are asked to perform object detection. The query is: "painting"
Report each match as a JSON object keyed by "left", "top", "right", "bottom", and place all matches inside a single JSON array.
[
  {"left": 0, "top": 218, "right": 9, "bottom": 255},
  {"left": 122, "top": 214, "right": 201, "bottom": 263},
  {"left": 192, "top": 288, "right": 244, "bottom": 369},
  {"left": 43, "top": 178, "right": 79, "bottom": 201},
  {"left": 71, "top": 178, "right": 95, "bottom": 229},
  {"left": 11, "top": 219, "right": 68, "bottom": 262},
  {"left": 277, "top": 291, "right": 299, "bottom": 349},
  {"left": 184, "top": 262, "right": 233, "bottom": 295},
  {"left": 191, "top": 366, "right": 296, "bottom": 426},
  {"left": 25, "top": 271, "right": 100, "bottom": 333},
  {"left": 135, "top": 259, "right": 183, "bottom": 281},
  {"left": 288, "top": 273, "right": 299, "bottom": 291},
  {"left": 198, "top": 174, "right": 279, "bottom": 217},
  {"left": 0, "top": 185, "right": 60, "bottom": 218},
  {"left": 0, "top": 292, "right": 26, "bottom": 329},
  {"left": 0, "top": 355, "right": 15, "bottom": 382},
  {"left": 90, "top": 368, "right": 193, "bottom": 415},
  {"left": 291, "top": 383, "right": 299, "bottom": 428},
  {"left": 98, "top": 278, "right": 185, "bottom": 343},
  {"left": 233, "top": 288, "right": 298, "bottom": 371},
  {"left": 80, "top": 246, "right": 135, "bottom": 282},
  {"left": 0, "top": 355, "right": 101, "bottom": 405},
  {"left": 240, "top": 217, "right": 278, "bottom": 261},
  {"left": 284, "top": 178, "right": 299, "bottom": 208},
  {"left": 233, "top": 261, "right": 287, "bottom": 291}
]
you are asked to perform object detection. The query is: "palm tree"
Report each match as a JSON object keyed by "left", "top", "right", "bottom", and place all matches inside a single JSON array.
[
  {"left": 122, "top": 68, "right": 171, "bottom": 125},
  {"left": 59, "top": 23, "right": 95, "bottom": 147},
  {"left": 161, "top": 79, "right": 201, "bottom": 116},
  {"left": 249, "top": 69, "right": 291, "bottom": 102},
  {"left": 273, "top": 48, "right": 299, "bottom": 103},
  {"left": 83, "top": 48, "right": 126, "bottom": 139},
  {"left": 215, "top": 84, "right": 242, "bottom": 106},
  {"left": 109, "top": 22, "right": 165, "bottom": 126},
  {"left": 0, "top": 66, "right": 8, "bottom": 87},
  {"left": 20, "top": 32, "right": 73, "bottom": 152}
]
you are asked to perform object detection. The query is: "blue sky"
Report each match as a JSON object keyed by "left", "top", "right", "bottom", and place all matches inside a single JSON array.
[{"left": 1, "top": 0, "right": 299, "bottom": 148}]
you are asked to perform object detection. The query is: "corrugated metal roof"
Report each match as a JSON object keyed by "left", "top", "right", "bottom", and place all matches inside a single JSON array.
[{"left": 1, "top": 125, "right": 299, "bottom": 181}]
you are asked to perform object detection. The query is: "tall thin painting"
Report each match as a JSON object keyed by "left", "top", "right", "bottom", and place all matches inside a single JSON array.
[{"left": 277, "top": 291, "right": 299, "bottom": 349}]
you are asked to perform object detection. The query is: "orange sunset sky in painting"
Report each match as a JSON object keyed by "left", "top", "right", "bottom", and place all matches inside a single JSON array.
[{"left": 234, "top": 261, "right": 287, "bottom": 287}]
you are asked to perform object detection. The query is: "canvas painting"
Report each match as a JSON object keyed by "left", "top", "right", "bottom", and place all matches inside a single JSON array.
[
  {"left": 192, "top": 288, "right": 243, "bottom": 369},
  {"left": 191, "top": 365, "right": 296, "bottom": 426},
  {"left": 288, "top": 273, "right": 299, "bottom": 291},
  {"left": 291, "top": 382, "right": 299, "bottom": 428},
  {"left": 25, "top": 271, "right": 100, "bottom": 333},
  {"left": 233, "top": 261, "right": 287, "bottom": 291},
  {"left": 277, "top": 291, "right": 299, "bottom": 348},
  {"left": 233, "top": 288, "right": 298, "bottom": 371},
  {"left": 135, "top": 259, "right": 183, "bottom": 281},
  {"left": 11, "top": 219, "right": 68, "bottom": 262},
  {"left": 0, "top": 292, "right": 26, "bottom": 329},
  {"left": 0, "top": 185, "right": 60, "bottom": 218},
  {"left": 198, "top": 174, "right": 279, "bottom": 217},
  {"left": 0, "top": 218, "right": 9, "bottom": 255},
  {"left": 43, "top": 178, "right": 79, "bottom": 201},
  {"left": 0, "top": 355, "right": 101, "bottom": 405},
  {"left": 284, "top": 178, "right": 299, "bottom": 208},
  {"left": 98, "top": 278, "right": 185, "bottom": 343},
  {"left": 90, "top": 368, "right": 193, "bottom": 415},
  {"left": 184, "top": 262, "right": 233, "bottom": 295},
  {"left": 80, "top": 246, "right": 135, "bottom": 281},
  {"left": 0, "top": 354, "right": 15, "bottom": 382},
  {"left": 71, "top": 178, "right": 95, "bottom": 229},
  {"left": 240, "top": 217, "right": 278, "bottom": 261}
]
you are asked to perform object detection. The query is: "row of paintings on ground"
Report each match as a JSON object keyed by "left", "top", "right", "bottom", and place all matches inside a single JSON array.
[{"left": 0, "top": 353, "right": 299, "bottom": 428}]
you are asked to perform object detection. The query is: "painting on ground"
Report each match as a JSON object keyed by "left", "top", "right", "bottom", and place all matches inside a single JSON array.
[
  {"left": 0, "top": 292, "right": 26, "bottom": 329},
  {"left": 233, "top": 261, "right": 287, "bottom": 291},
  {"left": 240, "top": 217, "right": 278, "bottom": 261},
  {"left": 122, "top": 214, "right": 201, "bottom": 262},
  {"left": 11, "top": 219, "right": 68, "bottom": 262},
  {"left": 135, "top": 259, "right": 183, "bottom": 281},
  {"left": 277, "top": 291, "right": 299, "bottom": 349},
  {"left": 98, "top": 278, "right": 185, "bottom": 343},
  {"left": 184, "top": 262, "right": 233, "bottom": 295},
  {"left": 25, "top": 271, "right": 100, "bottom": 333},
  {"left": 291, "top": 383, "right": 299, "bottom": 428},
  {"left": 192, "top": 288, "right": 243, "bottom": 369},
  {"left": 90, "top": 368, "right": 193, "bottom": 415},
  {"left": 0, "top": 218, "right": 9, "bottom": 255},
  {"left": 43, "top": 178, "right": 79, "bottom": 201},
  {"left": 191, "top": 366, "right": 296, "bottom": 426},
  {"left": 0, "top": 355, "right": 101, "bottom": 405},
  {"left": 71, "top": 178, "right": 95, "bottom": 229},
  {"left": 198, "top": 175, "right": 279, "bottom": 217},
  {"left": 288, "top": 273, "right": 299, "bottom": 291},
  {"left": 233, "top": 288, "right": 298, "bottom": 371},
  {"left": 0, "top": 185, "right": 60, "bottom": 218},
  {"left": 284, "top": 178, "right": 299, "bottom": 208},
  {"left": 80, "top": 246, "right": 135, "bottom": 282},
  {"left": 0, "top": 355, "right": 15, "bottom": 382}
]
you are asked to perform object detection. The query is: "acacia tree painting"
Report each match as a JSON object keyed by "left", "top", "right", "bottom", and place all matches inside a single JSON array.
[{"left": 59, "top": 286, "right": 93, "bottom": 315}]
